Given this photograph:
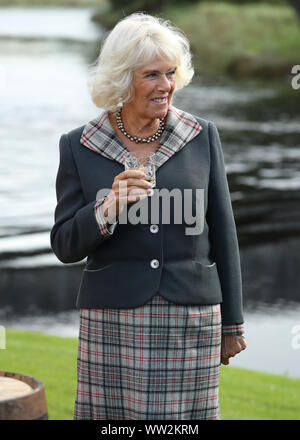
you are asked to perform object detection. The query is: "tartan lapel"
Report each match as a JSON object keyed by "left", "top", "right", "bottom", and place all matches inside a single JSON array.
[
  {"left": 80, "top": 110, "right": 126, "bottom": 165},
  {"left": 153, "top": 105, "right": 203, "bottom": 169},
  {"left": 80, "top": 105, "right": 203, "bottom": 169}
]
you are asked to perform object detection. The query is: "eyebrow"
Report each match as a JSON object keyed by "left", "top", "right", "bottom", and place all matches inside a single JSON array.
[{"left": 143, "top": 67, "right": 177, "bottom": 75}]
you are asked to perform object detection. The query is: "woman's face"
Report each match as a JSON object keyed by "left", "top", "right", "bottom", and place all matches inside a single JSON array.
[{"left": 127, "top": 56, "right": 177, "bottom": 121}]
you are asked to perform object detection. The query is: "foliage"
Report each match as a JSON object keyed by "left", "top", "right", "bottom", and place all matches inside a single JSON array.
[
  {"left": 0, "top": 0, "right": 104, "bottom": 6},
  {"left": 218, "top": 0, "right": 285, "bottom": 3},
  {"left": 92, "top": 0, "right": 300, "bottom": 79},
  {"left": 107, "top": 0, "right": 286, "bottom": 15},
  {"left": 108, "top": 0, "right": 199, "bottom": 15},
  {"left": 0, "top": 0, "right": 287, "bottom": 8}
]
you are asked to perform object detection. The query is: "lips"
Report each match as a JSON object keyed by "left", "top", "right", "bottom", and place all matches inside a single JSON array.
[{"left": 151, "top": 97, "right": 168, "bottom": 103}]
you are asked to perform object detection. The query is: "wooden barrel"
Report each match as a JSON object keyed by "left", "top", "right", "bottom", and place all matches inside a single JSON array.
[{"left": 0, "top": 371, "right": 48, "bottom": 420}]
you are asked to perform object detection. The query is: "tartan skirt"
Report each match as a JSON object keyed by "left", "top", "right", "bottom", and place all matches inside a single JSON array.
[{"left": 73, "top": 293, "right": 222, "bottom": 420}]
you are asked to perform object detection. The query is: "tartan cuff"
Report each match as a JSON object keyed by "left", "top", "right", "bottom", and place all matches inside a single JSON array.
[
  {"left": 94, "top": 197, "right": 118, "bottom": 237},
  {"left": 222, "top": 324, "right": 245, "bottom": 336}
]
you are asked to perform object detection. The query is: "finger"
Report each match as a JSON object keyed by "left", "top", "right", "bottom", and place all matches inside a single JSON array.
[
  {"left": 126, "top": 178, "right": 153, "bottom": 188},
  {"left": 240, "top": 338, "right": 247, "bottom": 350},
  {"left": 230, "top": 342, "right": 242, "bottom": 356},
  {"left": 221, "top": 356, "right": 230, "bottom": 365},
  {"left": 224, "top": 337, "right": 245, "bottom": 356},
  {"left": 128, "top": 187, "right": 151, "bottom": 198},
  {"left": 113, "top": 178, "right": 152, "bottom": 195},
  {"left": 117, "top": 185, "right": 151, "bottom": 200},
  {"left": 235, "top": 335, "right": 247, "bottom": 346},
  {"left": 116, "top": 169, "right": 146, "bottom": 180},
  {"left": 127, "top": 194, "right": 149, "bottom": 203},
  {"left": 235, "top": 337, "right": 247, "bottom": 352},
  {"left": 120, "top": 191, "right": 149, "bottom": 203},
  {"left": 220, "top": 343, "right": 227, "bottom": 358}
]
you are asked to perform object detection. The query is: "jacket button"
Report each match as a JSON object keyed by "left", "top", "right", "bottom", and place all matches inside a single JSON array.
[
  {"left": 150, "top": 224, "right": 159, "bottom": 234},
  {"left": 150, "top": 259, "right": 159, "bottom": 269}
]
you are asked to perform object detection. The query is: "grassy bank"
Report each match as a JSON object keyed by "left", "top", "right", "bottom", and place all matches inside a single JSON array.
[
  {"left": 0, "top": 0, "right": 105, "bottom": 6},
  {"left": 1, "top": 1, "right": 299, "bottom": 78},
  {"left": 92, "top": 1, "right": 300, "bottom": 79},
  {"left": 1, "top": 328, "right": 300, "bottom": 420},
  {"left": 0, "top": 329, "right": 78, "bottom": 420}
]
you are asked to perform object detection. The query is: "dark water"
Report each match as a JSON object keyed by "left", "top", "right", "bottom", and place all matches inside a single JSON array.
[{"left": 0, "top": 7, "right": 299, "bottom": 378}]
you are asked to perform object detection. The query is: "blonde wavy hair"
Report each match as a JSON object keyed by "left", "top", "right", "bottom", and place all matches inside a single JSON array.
[{"left": 87, "top": 13, "right": 194, "bottom": 112}]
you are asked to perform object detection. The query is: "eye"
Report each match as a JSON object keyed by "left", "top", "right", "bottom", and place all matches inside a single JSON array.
[
  {"left": 167, "top": 70, "right": 176, "bottom": 77},
  {"left": 146, "top": 72, "right": 157, "bottom": 78}
]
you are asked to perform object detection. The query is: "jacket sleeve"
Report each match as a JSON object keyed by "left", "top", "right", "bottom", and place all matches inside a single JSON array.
[
  {"left": 222, "top": 324, "right": 245, "bottom": 336},
  {"left": 50, "top": 133, "right": 112, "bottom": 263},
  {"left": 94, "top": 196, "right": 118, "bottom": 237},
  {"left": 206, "top": 121, "right": 244, "bottom": 326}
]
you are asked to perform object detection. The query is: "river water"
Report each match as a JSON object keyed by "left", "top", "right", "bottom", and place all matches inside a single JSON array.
[{"left": 0, "top": 7, "right": 299, "bottom": 379}]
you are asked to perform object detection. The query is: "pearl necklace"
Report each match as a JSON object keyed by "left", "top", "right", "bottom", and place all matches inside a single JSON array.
[{"left": 116, "top": 110, "right": 165, "bottom": 143}]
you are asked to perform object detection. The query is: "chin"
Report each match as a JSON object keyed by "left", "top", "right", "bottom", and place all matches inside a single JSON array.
[{"left": 154, "top": 106, "right": 169, "bottom": 120}]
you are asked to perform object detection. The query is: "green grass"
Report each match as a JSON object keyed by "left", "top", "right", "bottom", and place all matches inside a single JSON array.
[
  {"left": 219, "top": 366, "right": 300, "bottom": 420},
  {"left": 1, "top": 328, "right": 300, "bottom": 420},
  {"left": 163, "top": 1, "right": 300, "bottom": 76},
  {"left": 0, "top": 0, "right": 106, "bottom": 6},
  {"left": 92, "top": 1, "right": 300, "bottom": 78},
  {"left": 2, "top": 0, "right": 299, "bottom": 78},
  {"left": 0, "top": 328, "right": 78, "bottom": 420}
]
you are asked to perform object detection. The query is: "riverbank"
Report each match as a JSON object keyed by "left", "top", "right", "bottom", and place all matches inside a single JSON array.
[
  {"left": 91, "top": 1, "right": 300, "bottom": 79},
  {"left": 1, "top": 328, "right": 300, "bottom": 420},
  {"left": 1, "top": 1, "right": 299, "bottom": 79},
  {"left": 0, "top": 0, "right": 104, "bottom": 5}
]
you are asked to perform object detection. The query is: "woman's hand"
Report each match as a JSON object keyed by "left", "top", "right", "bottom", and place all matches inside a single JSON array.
[
  {"left": 101, "top": 169, "right": 153, "bottom": 224},
  {"left": 221, "top": 335, "right": 247, "bottom": 365}
]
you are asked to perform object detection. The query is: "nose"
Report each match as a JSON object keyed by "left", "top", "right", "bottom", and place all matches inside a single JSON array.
[{"left": 157, "top": 74, "right": 172, "bottom": 92}]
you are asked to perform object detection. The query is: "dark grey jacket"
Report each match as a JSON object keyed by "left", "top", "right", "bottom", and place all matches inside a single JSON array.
[{"left": 50, "top": 112, "right": 244, "bottom": 325}]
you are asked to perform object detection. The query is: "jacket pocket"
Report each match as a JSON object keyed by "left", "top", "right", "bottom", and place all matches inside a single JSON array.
[
  {"left": 193, "top": 260, "right": 222, "bottom": 301},
  {"left": 84, "top": 264, "right": 112, "bottom": 272},
  {"left": 193, "top": 260, "right": 216, "bottom": 268}
]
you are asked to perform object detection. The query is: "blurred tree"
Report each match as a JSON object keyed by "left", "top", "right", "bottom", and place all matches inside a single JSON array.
[
  {"left": 107, "top": 0, "right": 287, "bottom": 16},
  {"left": 110, "top": 0, "right": 165, "bottom": 12},
  {"left": 287, "top": 0, "right": 300, "bottom": 21},
  {"left": 109, "top": 0, "right": 199, "bottom": 14}
]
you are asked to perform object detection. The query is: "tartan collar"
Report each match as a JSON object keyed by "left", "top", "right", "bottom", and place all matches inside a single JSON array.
[{"left": 80, "top": 105, "right": 202, "bottom": 169}]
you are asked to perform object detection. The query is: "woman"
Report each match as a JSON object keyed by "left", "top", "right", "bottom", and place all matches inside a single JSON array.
[{"left": 50, "top": 13, "right": 246, "bottom": 420}]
